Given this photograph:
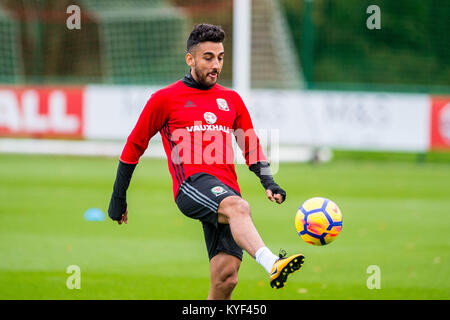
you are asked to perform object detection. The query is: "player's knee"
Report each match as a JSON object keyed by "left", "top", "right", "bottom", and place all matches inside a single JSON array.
[
  {"left": 224, "top": 273, "right": 238, "bottom": 291},
  {"left": 213, "top": 267, "right": 238, "bottom": 293},
  {"left": 233, "top": 198, "right": 250, "bottom": 216},
  {"left": 220, "top": 196, "right": 250, "bottom": 219}
]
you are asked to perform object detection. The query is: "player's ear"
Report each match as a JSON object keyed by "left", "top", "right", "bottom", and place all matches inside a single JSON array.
[{"left": 185, "top": 52, "right": 195, "bottom": 68}]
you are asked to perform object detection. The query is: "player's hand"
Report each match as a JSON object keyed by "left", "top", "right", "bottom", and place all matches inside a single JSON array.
[
  {"left": 117, "top": 208, "right": 128, "bottom": 225},
  {"left": 266, "top": 184, "right": 286, "bottom": 204},
  {"left": 108, "top": 194, "right": 128, "bottom": 222}
]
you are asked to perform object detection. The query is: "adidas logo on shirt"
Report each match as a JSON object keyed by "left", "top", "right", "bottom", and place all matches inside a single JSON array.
[{"left": 184, "top": 100, "right": 196, "bottom": 108}]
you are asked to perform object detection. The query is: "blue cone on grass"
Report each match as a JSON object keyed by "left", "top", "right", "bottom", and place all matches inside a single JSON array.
[{"left": 84, "top": 208, "right": 106, "bottom": 221}]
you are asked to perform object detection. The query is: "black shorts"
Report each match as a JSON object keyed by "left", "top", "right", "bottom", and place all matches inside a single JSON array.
[{"left": 175, "top": 172, "right": 243, "bottom": 261}]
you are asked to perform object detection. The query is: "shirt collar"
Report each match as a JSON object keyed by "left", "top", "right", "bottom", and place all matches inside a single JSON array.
[{"left": 181, "top": 71, "right": 215, "bottom": 90}]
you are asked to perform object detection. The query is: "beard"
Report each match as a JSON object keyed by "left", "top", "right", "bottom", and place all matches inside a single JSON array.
[{"left": 193, "top": 66, "right": 219, "bottom": 88}]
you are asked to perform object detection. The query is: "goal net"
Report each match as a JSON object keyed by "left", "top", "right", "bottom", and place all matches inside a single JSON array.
[{"left": 0, "top": 7, "right": 21, "bottom": 83}]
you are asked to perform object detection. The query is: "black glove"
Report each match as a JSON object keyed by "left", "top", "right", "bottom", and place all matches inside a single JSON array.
[
  {"left": 264, "top": 181, "right": 287, "bottom": 202},
  {"left": 108, "top": 195, "right": 128, "bottom": 221},
  {"left": 249, "top": 162, "right": 286, "bottom": 202},
  {"left": 108, "top": 161, "right": 136, "bottom": 221}
]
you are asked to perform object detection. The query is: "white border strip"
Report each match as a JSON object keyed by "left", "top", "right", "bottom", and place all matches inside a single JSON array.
[{"left": 0, "top": 138, "right": 317, "bottom": 162}]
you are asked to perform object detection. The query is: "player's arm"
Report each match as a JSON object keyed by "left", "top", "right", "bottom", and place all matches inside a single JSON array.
[
  {"left": 108, "top": 91, "right": 168, "bottom": 224},
  {"left": 108, "top": 161, "right": 136, "bottom": 224},
  {"left": 249, "top": 161, "right": 286, "bottom": 204},
  {"left": 232, "top": 93, "right": 286, "bottom": 204}
]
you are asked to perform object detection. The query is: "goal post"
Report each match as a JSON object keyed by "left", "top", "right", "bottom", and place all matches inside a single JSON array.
[{"left": 232, "top": 0, "right": 251, "bottom": 99}]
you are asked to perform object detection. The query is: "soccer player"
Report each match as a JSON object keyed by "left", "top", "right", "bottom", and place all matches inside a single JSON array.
[{"left": 108, "top": 24, "right": 304, "bottom": 300}]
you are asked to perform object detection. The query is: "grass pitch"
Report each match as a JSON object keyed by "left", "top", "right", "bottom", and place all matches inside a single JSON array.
[{"left": 0, "top": 153, "right": 449, "bottom": 299}]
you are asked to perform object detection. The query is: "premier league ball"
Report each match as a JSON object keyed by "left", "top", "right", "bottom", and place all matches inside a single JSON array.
[{"left": 295, "top": 197, "right": 343, "bottom": 246}]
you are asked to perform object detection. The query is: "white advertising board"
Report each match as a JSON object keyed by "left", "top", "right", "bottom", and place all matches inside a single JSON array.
[
  {"left": 249, "top": 90, "right": 430, "bottom": 152},
  {"left": 1, "top": 86, "right": 429, "bottom": 153},
  {"left": 83, "top": 85, "right": 160, "bottom": 141}
]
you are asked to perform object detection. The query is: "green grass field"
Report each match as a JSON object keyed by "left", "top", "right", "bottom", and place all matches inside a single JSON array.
[{"left": 0, "top": 153, "right": 449, "bottom": 300}]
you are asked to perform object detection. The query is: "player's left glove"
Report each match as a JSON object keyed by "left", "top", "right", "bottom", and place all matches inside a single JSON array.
[
  {"left": 249, "top": 162, "right": 286, "bottom": 203},
  {"left": 265, "top": 182, "right": 287, "bottom": 202}
]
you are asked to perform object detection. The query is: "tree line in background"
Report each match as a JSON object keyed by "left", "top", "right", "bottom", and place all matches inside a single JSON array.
[
  {"left": 282, "top": 0, "right": 450, "bottom": 88},
  {"left": 1, "top": 0, "right": 449, "bottom": 90}
]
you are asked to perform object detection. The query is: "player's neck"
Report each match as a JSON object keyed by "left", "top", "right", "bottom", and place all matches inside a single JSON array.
[{"left": 182, "top": 71, "right": 215, "bottom": 90}]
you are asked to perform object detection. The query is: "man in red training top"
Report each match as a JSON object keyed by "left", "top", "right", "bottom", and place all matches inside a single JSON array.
[{"left": 108, "top": 24, "right": 304, "bottom": 299}]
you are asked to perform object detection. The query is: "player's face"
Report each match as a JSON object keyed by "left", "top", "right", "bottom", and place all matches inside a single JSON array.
[{"left": 186, "top": 41, "right": 224, "bottom": 87}]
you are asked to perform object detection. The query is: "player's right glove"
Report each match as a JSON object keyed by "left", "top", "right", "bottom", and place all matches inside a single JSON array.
[{"left": 108, "top": 161, "right": 136, "bottom": 221}]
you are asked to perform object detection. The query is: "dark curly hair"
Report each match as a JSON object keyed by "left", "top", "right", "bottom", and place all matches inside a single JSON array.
[{"left": 186, "top": 24, "right": 225, "bottom": 53}]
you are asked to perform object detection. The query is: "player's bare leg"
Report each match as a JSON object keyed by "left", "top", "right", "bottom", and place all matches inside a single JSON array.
[
  {"left": 207, "top": 252, "right": 241, "bottom": 300},
  {"left": 218, "top": 196, "right": 264, "bottom": 257},
  {"left": 218, "top": 195, "right": 304, "bottom": 289}
]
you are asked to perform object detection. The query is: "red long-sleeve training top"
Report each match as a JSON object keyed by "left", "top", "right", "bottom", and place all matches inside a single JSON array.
[{"left": 120, "top": 79, "right": 266, "bottom": 199}]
